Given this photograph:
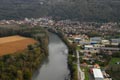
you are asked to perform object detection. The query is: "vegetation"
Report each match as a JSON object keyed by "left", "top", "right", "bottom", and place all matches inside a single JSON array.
[
  {"left": 0, "top": 25, "right": 49, "bottom": 80},
  {"left": 0, "top": 25, "right": 48, "bottom": 54},
  {"left": 106, "top": 70, "right": 120, "bottom": 80},
  {"left": 0, "top": 0, "right": 120, "bottom": 22},
  {"left": 109, "top": 58, "right": 120, "bottom": 65},
  {"left": 81, "top": 67, "right": 89, "bottom": 80},
  {"left": 68, "top": 55, "right": 78, "bottom": 80},
  {"left": 106, "top": 52, "right": 120, "bottom": 80},
  {"left": 0, "top": 44, "right": 45, "bottom": 80}
]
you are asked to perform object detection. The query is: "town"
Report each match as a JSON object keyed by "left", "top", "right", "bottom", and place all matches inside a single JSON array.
[{"left": 0, "top": 18, "right": 120, "bottom": 80}]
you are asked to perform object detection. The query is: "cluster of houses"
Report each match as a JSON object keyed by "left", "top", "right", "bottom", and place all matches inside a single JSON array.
[
  {"left": 0, "top": 18, "right": 119, "bottom": 80},
  {"left": 51, "top": 20, "right": 120, "bottom": 80},
  {"left": 72, "top": 35, "right": 120, "bottom": 54},
  {"left": 0, "top": 17, "right": 54, "bottom": 26},
  {"left": 69, "top": 34, "right": 120, "bottom": 80},
  {"left": 54, "top": 20, "right": 120, "bottom": 37}
]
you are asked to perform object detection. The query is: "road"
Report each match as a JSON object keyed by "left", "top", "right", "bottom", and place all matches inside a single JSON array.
[{"left": 76, "top": 50, "right": 85, "bottom": 80}]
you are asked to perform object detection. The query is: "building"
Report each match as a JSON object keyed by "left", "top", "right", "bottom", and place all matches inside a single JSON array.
[
  {"left": 93, "top": 68, "right": 104, "bottom": 80},
  {"left": 74, "top": 37, "right": 81, "bottom": 43},
  {"left": 100, "top": 47, "right": 120, "bottom": 51},
  {"left": 111, "top": 38, "right": 120, "bottom": 46},
  {"left": 90, "top": 37, "right": 102, "bottom": 44},
  {"left": 101, "top": 40, "right": 110, "bottom": 45},
  {"left": 84, "top": 45, "right": 100, "bottom": 53},
  {"left": 84, "top": 45, "right": 94, "bottom": 50}
]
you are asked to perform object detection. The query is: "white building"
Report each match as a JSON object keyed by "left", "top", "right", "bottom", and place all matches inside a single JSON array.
[
  {"left": 93, "top": 68, "right": 104, "bottom": 80},
  {"left": 84, "top": 45, "right": 93, "bottom": 50},
  {"left": 84, "top": 45, "right": 100, "bottom": 53},
  {"left": 101, "top": 40, "right": 110, "bottom": 45}
]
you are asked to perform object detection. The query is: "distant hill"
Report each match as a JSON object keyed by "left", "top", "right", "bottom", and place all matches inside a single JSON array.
[{"left": 0, "top": 0, "right": 120, "bottom": 22}]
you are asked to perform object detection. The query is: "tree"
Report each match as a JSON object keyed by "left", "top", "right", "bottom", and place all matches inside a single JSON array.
[
  {"left": 17, "top": 70, "right": 23, "bottom": 80},
  {"left": 118, "top": 43, "right": 120, "bottom": 48},
  {"left": 27, "top": 45, "right": 33, "bottom": 51},
  {"left": 23, "top": 69, "right": 32, "bottom": 80}
]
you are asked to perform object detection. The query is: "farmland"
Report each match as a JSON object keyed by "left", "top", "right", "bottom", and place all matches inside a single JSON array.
[
  {"left": 0, "top": 35, "right": 37, "bottom": 56},
  {"left": 0, "top": 25, "right": 49, "bottom": 80}
]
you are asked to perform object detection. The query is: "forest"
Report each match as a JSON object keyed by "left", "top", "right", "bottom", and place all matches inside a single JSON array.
[{"left": 0, "top": 0, "right": 120, "bottom": 22}]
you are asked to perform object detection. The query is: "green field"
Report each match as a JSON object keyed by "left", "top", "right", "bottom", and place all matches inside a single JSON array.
[{"left": 109, "top": 58, "right": 120, "bottom": 65}]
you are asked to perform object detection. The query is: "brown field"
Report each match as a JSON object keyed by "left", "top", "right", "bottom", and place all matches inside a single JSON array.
[{"left": 0, "top": 35, "right": 37, "bottom": 56}]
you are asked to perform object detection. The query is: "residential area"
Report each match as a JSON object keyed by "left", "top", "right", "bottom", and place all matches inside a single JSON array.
[
  {"left": 0, "top": 18, "right": 120, "bottom": 80},
  {"left": 52, "top": 20, "right": 120, "bottom": 80}
]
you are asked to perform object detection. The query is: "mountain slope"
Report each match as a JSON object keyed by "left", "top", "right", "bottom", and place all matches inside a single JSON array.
[{"left": 0, "top": 0, "right": 120, "bottom": 22}]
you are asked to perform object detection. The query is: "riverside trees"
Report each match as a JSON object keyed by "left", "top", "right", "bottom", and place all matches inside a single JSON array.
[{"left": 0, "top": 25, "right": 48, "bottom": 80}]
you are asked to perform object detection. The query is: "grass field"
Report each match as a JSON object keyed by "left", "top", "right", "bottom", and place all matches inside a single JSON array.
[
  {"left": 0, "top": 35, "right": 37, "bottom": 56},
  {"left": 109, "top": 58, "right": 120, "bottom": 65}
]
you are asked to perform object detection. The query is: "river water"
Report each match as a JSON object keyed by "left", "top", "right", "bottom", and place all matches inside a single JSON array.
[{"left": 32, "top": 32, "right": 70, "bottom": 80}]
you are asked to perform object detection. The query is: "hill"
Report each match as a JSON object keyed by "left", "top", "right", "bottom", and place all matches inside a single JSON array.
[{"left": 0, "top": 0, "right": 120, "bottom": 22}]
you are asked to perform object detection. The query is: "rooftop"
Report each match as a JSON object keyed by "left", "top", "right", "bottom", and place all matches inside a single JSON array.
[
  {"left": 93, "top": 68, "right": 104, "bottom": 78},
  {"left": 84, "top": 45, "right": 93, "bottom": 48}
]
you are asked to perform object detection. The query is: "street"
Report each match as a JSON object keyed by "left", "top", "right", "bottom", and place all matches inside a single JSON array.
[{"left": 76, "top": 50, "right": 85, "bottom": 80}]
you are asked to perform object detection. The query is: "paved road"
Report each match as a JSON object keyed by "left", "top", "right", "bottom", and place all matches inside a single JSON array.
[{"left": 76, "top": 50, "right": 85, "bottom": 80}]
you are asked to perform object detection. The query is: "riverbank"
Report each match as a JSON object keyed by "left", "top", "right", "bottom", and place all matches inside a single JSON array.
[
  {"left": 0, "top": 26, "right": 49, "bottom": 80},
  {"left": 0, "top": 44, "right": 46, "bottom": 80},
  {"left": 48, "top": 29, "right": 78, "bottom": 80},
  {"left": 32, "top": 32, "right": 70, "bottom": 80}
]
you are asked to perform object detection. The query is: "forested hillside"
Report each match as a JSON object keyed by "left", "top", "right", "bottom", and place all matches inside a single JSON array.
[{"left": 0, "top": 0, "right": 120, "bottom": 22}]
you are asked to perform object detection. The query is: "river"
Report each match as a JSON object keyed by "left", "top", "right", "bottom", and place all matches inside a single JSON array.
[{"left": 32, "top": 32, "right": 70, "bottom": 80}]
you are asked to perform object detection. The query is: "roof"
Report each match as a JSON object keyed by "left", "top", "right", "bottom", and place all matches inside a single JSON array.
[
  {"left": 74, "top": 38, "right": 81, "bottom": 40},
  {"left": 102, "top": 40, "right": 110, "bottom": 43},
  {"left": 93, "top": 68, "right": 104, "bottom": 78},
  {"left": 90, "top": 37, "right": 101, "bottom": 41},
  {"left": 90, "top": 41, "right": 99, "bottom": 44},
  {"left": 100, "top": 47, "right": 120, "bottom": 51},
  {"left": 84, "top": 45, "right": 93, "bottom": 48},
  {"left": 111, "top": 39, "right": 120, "bottom": 43}
]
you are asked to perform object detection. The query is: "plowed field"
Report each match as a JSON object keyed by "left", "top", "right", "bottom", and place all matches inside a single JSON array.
[{"left": 0, "top": 35, "right": 37, "bottom": 56}]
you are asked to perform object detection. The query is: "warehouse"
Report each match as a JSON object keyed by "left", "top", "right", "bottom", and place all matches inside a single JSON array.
[{"left": 93, "top": 68, "right": 104, "bottom": 80}]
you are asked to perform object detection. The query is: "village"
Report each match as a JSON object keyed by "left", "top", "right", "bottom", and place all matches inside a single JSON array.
[
  {"left": 51, "top": 20, "right": 120, "bottom": 80},
  {"left": 0, "top": 18, "right": 120, "bottom": 80}
]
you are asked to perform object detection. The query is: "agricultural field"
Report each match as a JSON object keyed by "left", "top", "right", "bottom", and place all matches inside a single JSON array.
[{"left": 0, "top": 35, "right": 37, "bottom": 56}]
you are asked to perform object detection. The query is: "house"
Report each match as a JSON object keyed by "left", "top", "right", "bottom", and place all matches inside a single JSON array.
[
  {"left": 101, "top": 40, "right": 110, "bottom": 45},
  {"left": 84, "top": 45, "right": 93, "bottom": 50},
  {"left": 90, "top": 37, "right": 102, "bottom": 44},
  {"left": 93, "top": 68, "right": 104, "bottom": 80},
  {"left": 74, "top": 37, "right": 81, "bottom": 43},
  {"left": 94, "top": 64, "right": 100, "bottom": 68},
  {"left": 84, "top": 45, "right": 99, "bottom": 53},
  {"left": 94, "top": 44, "right": 105, "bottom": 48},
  {"left": 111, "top": 38, "right": 120, "bottom": 46},
  {"left": 100, "top": 47, "right": 120, "bottom": 51},
  {"left": 79, "top": 41, "right": 90, "bottom": 45}
]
